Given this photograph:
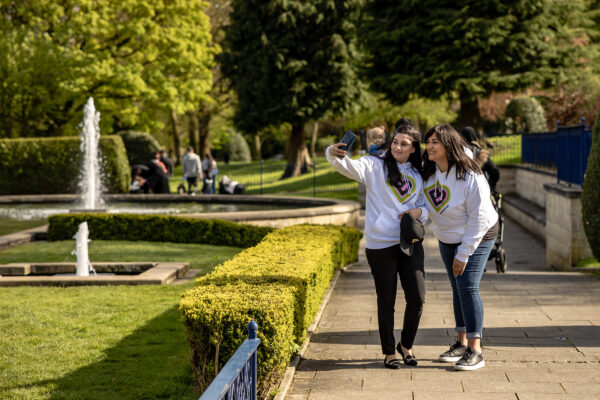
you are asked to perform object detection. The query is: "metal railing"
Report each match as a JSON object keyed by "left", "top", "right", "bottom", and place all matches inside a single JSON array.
[
  {"left": 520, "top": 118, "right": 592, "bottom": 186},
  {"left": 199, "top": 321, "right": 261, "bottom": 400}
]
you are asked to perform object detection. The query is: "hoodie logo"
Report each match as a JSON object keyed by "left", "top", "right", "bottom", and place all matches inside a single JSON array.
[
  {"left": 386, "top": 175, "right": 416, "bottom": 203},
  {"left": 424, "top": 183, "right": 451, "bottom": 212}
]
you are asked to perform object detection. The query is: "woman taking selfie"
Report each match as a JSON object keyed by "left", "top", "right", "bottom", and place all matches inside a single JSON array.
[
  {"left": 326, "top": 120, "right": 428, "bottom": 368},
  {"left": 422, "top": 124, "right": 498, "bottom": 371}
]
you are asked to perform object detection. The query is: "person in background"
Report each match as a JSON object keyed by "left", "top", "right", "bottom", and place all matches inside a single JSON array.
[
  {"left": 145, "top": 153, "right": 170, "bottom": 194},
  {"left": 367, "top": 126, "right": 386, "bottom": 156},
  {"left": 160, "top": 149, "right": 174, "bottom": 178},
  {"left": 327, "top": 120, "right": 428, "bottom": 369},
  {"left": 459, "top": 127, "right": 500, "bottom": 191},
  {"left": 422, "top": 125, "right": 499, "bottom": 371},
  {"left": 202, "top": 153, "right": 218, "bottom": 194},
  {"left": 183, "top": 146, "right": 202, "bottom": 194}
]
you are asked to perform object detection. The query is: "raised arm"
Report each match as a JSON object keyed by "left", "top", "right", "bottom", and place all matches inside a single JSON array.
[{"left": 325, "top": 143, "right": 374, "bottom": 184}]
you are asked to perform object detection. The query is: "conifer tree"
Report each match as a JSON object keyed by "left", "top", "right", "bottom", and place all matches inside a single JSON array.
[
  {"left": 220, "top": 0, "right": 363, "bottom": 177},
  {"left": 360, "top": 0, "right": 592, "bottom": 130}
]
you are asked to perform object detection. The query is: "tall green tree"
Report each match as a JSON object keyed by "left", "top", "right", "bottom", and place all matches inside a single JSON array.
[
  {"left": 360, "top": 0, "right": 592, "bottom": 130},
  {"left": 220, "top": 0, "right": 364, "bottom": 178},
  {"left": 0, "top": 0, "right": 216, "bottom": 139}
]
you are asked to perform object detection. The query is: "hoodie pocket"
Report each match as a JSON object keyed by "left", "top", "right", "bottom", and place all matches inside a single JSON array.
[{"left": 368, "top": 212, "right": 400, "bottom": 241}]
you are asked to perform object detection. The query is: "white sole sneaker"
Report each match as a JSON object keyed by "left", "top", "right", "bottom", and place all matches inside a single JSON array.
[
  {"left": 438, "top": 355, "right": 462, "bottom": 363},
  {"left": 454, "top": 359, "right": 485, "bottom": 371}
]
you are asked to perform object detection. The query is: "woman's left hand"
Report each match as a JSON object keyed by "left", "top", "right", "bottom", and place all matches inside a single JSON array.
[
  {"left": 398, "top": 208, "right": 422, "bottom": 219},
  {"left": 452, "top": 258, "right": 467, "bottom": 277}
]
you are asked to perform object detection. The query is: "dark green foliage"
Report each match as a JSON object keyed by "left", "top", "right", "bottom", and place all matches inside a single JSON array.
[
  {"left": 360, "top": 0, "right": 592, "bottom": 127},
  {"left": 0, "top": 136, "right": 130, "bottom": 195},
  {"left": 222, "top": 130, "right": 251, "bottom": 162},
  {"left": 47, "top": 213, "right": 273, "bottom": 248},
  {"left": 220, "top": 0, "right": 364, "bottom": 133},
  {"left": 582, "top": 107, "right": 600, "bottom": 260},
  {"left": 179, "top": 224, "right": 361, "bottom": 395},
  {"left": 117, "top": 131, "right": 161, "bottom": 167},
  {"left": 505, "top": 97, "right": 548, "bottom": 133}
]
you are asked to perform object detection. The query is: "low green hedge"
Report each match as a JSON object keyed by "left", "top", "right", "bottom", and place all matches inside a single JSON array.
[
  {"left": 179, "top": 224, "right": 361, "bottom": 395},
  {"left": 180, "top": 283, "right": 296, "bottom": 396},
  {"left": 0, "top": 136, "right": 130, "bottom": 195},
  {"left": 47, "top": 213, "right": 273, "bottom": 248}
]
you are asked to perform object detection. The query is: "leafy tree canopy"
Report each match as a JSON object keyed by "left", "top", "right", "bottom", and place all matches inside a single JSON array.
[
  {"left": 0, "top": 0, "right": 216, "bottom": 137},
  {"left": 220, "top": 0, "right": 365, "bottom": 134},
  {"left": 360, "top": 0, "right": 593, "bottom": 129}
]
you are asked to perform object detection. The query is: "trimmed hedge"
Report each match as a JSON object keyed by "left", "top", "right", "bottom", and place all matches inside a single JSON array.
[
  {"left": 180, "top": 283, "right": 296, "bottom": 395},
  {"left": 582, "top": 107, "right": 600, "bottom": 260},
  {"left": 117, "top": 130, "right": 161, "bottom": 167},
  {"left": 0, "top": 136, "right": 130, "bottom": 195},
  {"left": 47, "top": 213, "right": 273, "bottom": 248},
  {"left": 179, "top": 224, "right": 361, "bottom": 396},
  {"left": 505, "top": 96, "right": 547, "bottom": 133}
]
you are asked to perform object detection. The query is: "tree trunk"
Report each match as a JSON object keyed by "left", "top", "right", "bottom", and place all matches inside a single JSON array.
[
  {"left": 254, "top": 135, "right": 262, "bottom": 161},
  {"left": 281, "top": 123, "right": 305, "bottom": 179},
  {"left": 459, "top": 92, "right": 483, "bottom": 132},
  {"left": 197, "top": 108, "right": 211, "bottom": 157},
  {"left": 188, "top": 112, "right": 198, "bottom": 153},
  {"left": 170, "top": 109, "right": 181, "bottom": 165},
  {"left": 310, "top": 121, "right": 318, "bottom": 159}
]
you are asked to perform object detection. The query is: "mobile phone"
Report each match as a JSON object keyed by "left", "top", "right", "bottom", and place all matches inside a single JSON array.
[{"left": 339, "top": 130, "right": 356, "bottom": 152}]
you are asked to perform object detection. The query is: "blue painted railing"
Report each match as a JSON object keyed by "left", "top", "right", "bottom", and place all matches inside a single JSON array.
[
  {"left": 520, "top": 118, "right": 593, "bottom": 186},
  {"left": 199, "top": 321, "right": 261, "bottom": 400}
]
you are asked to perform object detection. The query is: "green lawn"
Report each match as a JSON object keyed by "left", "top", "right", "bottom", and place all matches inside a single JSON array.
[
  {"left": 0, "top": 218, "right": 47, "bottom": 237},
  {"left": 0, "top": 240, "right": 242, "bottom": 273},
  {"left": 168, "top": 157, "right": 358, "bottom": 200},
  {"left": 0, "top": 241, "right": 243, "bottom": 400},
  {"left": 488, "top": 135, "right": 521, "bottom": 165}
]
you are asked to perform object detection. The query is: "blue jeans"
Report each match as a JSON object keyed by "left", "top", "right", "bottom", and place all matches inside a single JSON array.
[{"left": 438, "top": 239, "right": 494, "bottom": 339}]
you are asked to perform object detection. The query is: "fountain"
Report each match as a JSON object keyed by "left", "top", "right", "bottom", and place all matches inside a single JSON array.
[
  {"left": 78, "top": 97, "right": 104, "bottom": 211},
  {"left": 72, "top": 222, "right": 96, "bottom": 276}
]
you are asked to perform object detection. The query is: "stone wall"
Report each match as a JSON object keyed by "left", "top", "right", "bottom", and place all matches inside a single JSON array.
[
  {"left": 497, "top": 165, "right": 593, "bottom": 270},
  {"left": 544, "top": 184, "right": 593, "bottom": 270}
]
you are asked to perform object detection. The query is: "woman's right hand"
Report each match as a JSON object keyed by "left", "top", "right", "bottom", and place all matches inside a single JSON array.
[{"left": 329, "top": 143, "right": 347, "bottom": 159}]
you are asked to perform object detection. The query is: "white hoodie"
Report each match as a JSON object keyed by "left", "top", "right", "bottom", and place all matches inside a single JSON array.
[
  {"left": 423, "top": 166, "right": 498, "bottom": 262},
  {"left": 326, "top": 147, "right": 428, "bottom": 249}
]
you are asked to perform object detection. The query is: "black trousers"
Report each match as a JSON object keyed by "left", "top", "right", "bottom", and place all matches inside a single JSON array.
[{"left": 365, "top": 243, "right": 426, "bottom": 355}]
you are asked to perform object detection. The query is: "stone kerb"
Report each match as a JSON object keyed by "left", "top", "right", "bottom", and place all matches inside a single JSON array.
[{"left": 544, "top": 183, "right": 593, "bottom": 270}]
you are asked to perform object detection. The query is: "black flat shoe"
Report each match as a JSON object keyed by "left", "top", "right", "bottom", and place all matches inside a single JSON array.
[
  {"left": 396, "top": 342, "right": 418, "bottom": 367},
  {"left": 384, "top": 356, "right": 401, "bottom": 369}
]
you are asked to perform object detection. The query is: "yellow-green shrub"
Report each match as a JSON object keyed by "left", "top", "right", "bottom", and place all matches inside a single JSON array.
[
  {"left": 196, "top": 225, "right": 361, "bottom": 342},
  {"left": 179, "top": 283, "right": 296, "bottom": 396},
  {"left": 179, "top": 224, "right": 361, "bottom": 396}
]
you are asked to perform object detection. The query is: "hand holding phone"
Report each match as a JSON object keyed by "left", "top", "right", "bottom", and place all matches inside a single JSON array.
[{"left": 339, "top": 130, "right": 356, "bottom": 152}]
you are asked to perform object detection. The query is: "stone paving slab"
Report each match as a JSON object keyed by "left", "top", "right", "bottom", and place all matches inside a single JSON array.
[{"left": 285, "top": 217, "right": 600, "bottom": 399}]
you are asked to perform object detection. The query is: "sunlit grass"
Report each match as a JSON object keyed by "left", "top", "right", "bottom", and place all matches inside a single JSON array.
[
  {"left": 0, "top": 218, "right": 47, "bottom": 237},
  {"left": 0, "top": 240, "right": 242, "bottom": 399}
]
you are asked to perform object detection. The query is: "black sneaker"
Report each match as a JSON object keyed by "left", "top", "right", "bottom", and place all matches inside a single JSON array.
[
  {"left": 454, "top": 347, "right": 485, "bottom": 371},
  {"left": 438, "top": 341, "right": 467, "bottom": 362}
]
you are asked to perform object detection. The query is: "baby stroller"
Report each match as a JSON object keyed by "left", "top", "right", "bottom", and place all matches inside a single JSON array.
[{"left": 488, "top": 191, "right": 507, "bottom": 273}]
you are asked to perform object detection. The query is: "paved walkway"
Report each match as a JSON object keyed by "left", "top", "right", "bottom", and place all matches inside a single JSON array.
[{"left": 286, "top": 217, "right": 600, "bottom": 399}]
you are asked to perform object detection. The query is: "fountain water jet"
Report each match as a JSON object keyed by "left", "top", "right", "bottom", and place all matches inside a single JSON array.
[
  {"left": 72, "top": 222, "right": 96, "bottom": 276},
  {"left": 79, "top": 97, "right": 104, "bottom": 210}
]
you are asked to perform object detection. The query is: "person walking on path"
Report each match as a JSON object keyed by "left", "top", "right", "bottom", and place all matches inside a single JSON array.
[
  {"left": 459, "top": 126, "right": 500, "bottom": 191},
  {"left": 326, "top": 121, "right": 428, "bottom": 369},
  {"left": 422, "top": 124, "right": 499, "bottom": 371},
  {"left": 182, "top": 146, "right": 203, "bottom": 194}
]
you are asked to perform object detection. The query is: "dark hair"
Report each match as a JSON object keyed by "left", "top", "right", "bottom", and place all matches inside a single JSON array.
[
  {"left": 379, "top": 120, "right": 423, "bottom": 183},
  {"left": 422, "top": 124, "right": 481, "bottom": 181},
  {"left": 460, "top": 126, "right": 480, "bottom": 143}
]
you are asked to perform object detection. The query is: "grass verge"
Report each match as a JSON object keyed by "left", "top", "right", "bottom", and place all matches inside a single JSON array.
[
  {"left": 0, "top": 240, "right": 242, "bottom": 273},
  {"left": 0, "top": 241, "right": 242, "bottom": 400},
  {"left": 0, "top": 218, "right": 47, "bottom": 237}
]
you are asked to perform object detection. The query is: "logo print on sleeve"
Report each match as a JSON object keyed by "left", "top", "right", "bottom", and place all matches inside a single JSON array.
[
  {"left": 386, "top": 174, "right": 416, "bottom": 203},
  {"left": 424, "top": 183, "right": 451, "bottom": 212}
]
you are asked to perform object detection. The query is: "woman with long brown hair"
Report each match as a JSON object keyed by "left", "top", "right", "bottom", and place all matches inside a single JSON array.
[
  {"left": 422, "top": 124, "right": 498, "bottom": 371},
  {"left": 326, "top": 120, "right": 427, "bottom": 368}
]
